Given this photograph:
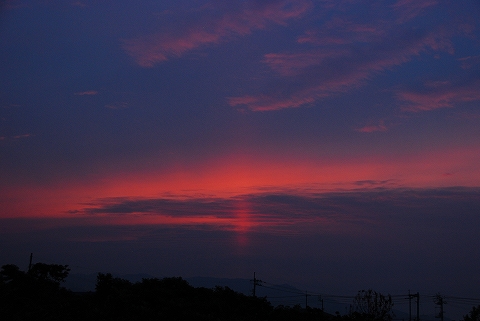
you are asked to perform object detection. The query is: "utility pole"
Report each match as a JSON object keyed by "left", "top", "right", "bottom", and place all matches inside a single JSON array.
[
  {"left": 28, "top": 253, "right": 33, "bottom": 272},
  {"left": 318, "top": 295, "right": 324, "bottom": 311},
  {"left": 415, "top": 292, "right": 420, "bottom": 321},
  {"left": 434, "top": 294, "right": 446, "bottom": 321},
  {"left": 251, "top": 272, "right": 262, "bottom": 297},
  {"left": 305, "top": 291, "right": 309, "bottom": 309},
  {"left": 409, "top": 290, "right": 412, "bottom": 321},
  {"left": 409, "top": 291, "right": 420, "bottom": 321}
]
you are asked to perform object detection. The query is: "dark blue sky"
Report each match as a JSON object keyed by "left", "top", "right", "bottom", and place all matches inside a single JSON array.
[{"left": 1, "top": 1, "right": 480, "bottom": 317}]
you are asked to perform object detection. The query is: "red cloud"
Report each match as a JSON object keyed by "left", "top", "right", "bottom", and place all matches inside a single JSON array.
[{"left": 123, "top": 0, "right": 312, "bottom": 67}]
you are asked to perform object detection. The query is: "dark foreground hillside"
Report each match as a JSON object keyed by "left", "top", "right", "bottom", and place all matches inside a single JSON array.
[
  {"left": 7, "top": 263, "right": 480, "bottom": 321},
  {"left": 0, "top": 263, "right": 332, "bottom": 321}
]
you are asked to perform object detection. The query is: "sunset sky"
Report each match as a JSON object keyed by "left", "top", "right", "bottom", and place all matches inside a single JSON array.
[{"left": 1, "top": 0, "right": 480, "bottom": 313}]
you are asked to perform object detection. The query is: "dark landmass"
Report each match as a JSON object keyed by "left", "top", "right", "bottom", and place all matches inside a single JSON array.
[
  {"left": 0, "top": 263, "right": 332, "bottom": 320},
  {"left": 2, "top": 263, "right": 476, "bottom": 321}
]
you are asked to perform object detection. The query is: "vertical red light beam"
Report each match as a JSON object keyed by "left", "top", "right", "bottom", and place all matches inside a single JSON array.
[{"left": 232, "top": 198, "right": 254, "bottom": 253}]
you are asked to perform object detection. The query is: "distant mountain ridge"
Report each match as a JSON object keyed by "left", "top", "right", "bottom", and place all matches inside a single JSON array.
[
  {"left": 66, "top": 272, "right": 280, "bottom": 296},
  {"left": 65, "top": 273, "right": 342, "bottom": 312},
  {"left": 64, "top": 273, "right": 450, "bottom": 321}
]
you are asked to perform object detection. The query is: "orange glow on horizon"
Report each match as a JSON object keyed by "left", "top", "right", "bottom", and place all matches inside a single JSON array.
[
  {"left": 92, "top": 147, "right": 480, "bottom": 197},
  {"left": 1, "top": 146, "right": 479, "bottom": 220}
]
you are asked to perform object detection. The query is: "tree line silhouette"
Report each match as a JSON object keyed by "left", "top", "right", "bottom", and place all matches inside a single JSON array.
[{"left": 2, "top": 262, "right": 480, "bottom": 321}]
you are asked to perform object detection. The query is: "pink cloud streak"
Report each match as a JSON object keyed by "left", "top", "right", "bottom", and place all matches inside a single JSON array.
[
  {"left": 459, "top": 55, "right": 480, "bottom": 70},
  {"left": 229, "top": 26, "right": 455, "bottom": 111},
  {"left": 357, "top": 120, "right": 388, "bottom": 133},
  {"left": 398, "top": 79, "right": 480, "bottom": 112},
  {"left": 74, "top": 90, "right": 98, "bottom": 96},
  {"left": 122, "top": 0, "right": 312, "bottom": 67},
  {"left": 298, "top": 18, "right": 387, "bottom": 46},
  {"left": 228, "top": 94, "right": 319, "bottom": 112},
  {"left": 392, "top": 0, "right": 439, "bottom": 23}
]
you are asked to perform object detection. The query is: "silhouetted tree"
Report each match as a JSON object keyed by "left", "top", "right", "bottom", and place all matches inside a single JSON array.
[
  {"left": 348, "top": 289, "right": 394, "bottom": 321},
  {"left": 464, "top": 305, "right": 480, "bottom": 321},
  {"left": 28, "top": 262, "right": 70, "bottom": 285},
  {"left": 270, "top": 304, "right": 331, "bottom": 321},
  {"left": 0, "top": 264, "right": 24, "bottom": 283},
  {"left": 95, "top": 272, "right": 132, "bottom": 295},
  {"left": 94, "top": 273, "right": 135, "bottom": 320},
  {"left": 0, "top": 263, "right": 75, "bottom": 321},
  {"left": 1, "top": 263, "right": 337, "bottom": 321},
  {"left": 1, "top": 262, "right": 70, "bottom": 288},
  {"left": 92, "top": 274, "right": 274, "bottom": 321}
]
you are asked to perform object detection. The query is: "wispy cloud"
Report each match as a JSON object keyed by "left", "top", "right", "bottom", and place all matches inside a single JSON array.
[
  {"left": 70, "top": 192, "right": 358, "bottom": 235},
  {"left": 223, "top": 0, "right": 472, "bottom": 112},
  {"left": 105, "top": 102, "right": 128, "bottom": 110},
  {"left": 71, "top": 1, "right": 87, "bottom": 8},
  {"left": 13, "top": 134, "right": 32, "bottom": 139},
  {"left": 229, "top": 24, "right": 455, "bottom": 111},
  {"left": 392, "top": 0, "right": 439, "bottom": 23},
  {"left": 451, "top": 110, "right": 480, "bottom": 120},
  {"left": 74, "top": 90, "right": 98, "bottom": 96},
  {"left": 262, "top": 50, "right": 346, "bottom": 77},
  {"left": 2, "top": 0, "right": 27, "bottom": 10},
  {"left": 297, "top": 18, "right": 386, "bottom": 46},
  {"left": 122, "top": 0, "right": 312, "bottom": 67},
  {"left": 397, "top": 78, "right": 480, "bottom": 112},
  {"left": 356, "top": 120, "right": 388, "bottom": 133},
  {"left": 228, "top": 94, "right": 319, "bottom": 112},
  {"left": 69, "top": 187, "right": 480, "bottom": 236},
  {"left": 0, "top": 134, "right": 32, "bottom": 141},
  {"left": 458, "top": 55, "right": 480, "bottom": 70}
]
